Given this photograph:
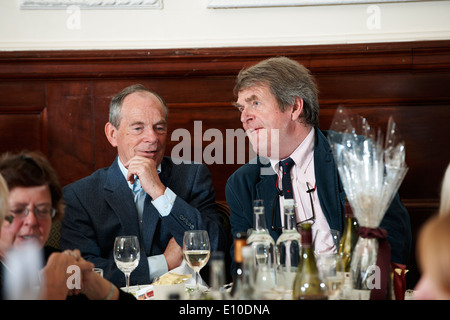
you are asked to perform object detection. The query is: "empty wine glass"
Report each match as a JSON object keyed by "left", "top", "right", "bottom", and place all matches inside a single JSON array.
[
  {"left": 183, "top": 230, "right": 210, "bottom": 292},
  {"left": 114, "top": 236, "right": 140, "bottom": 292},
  {"left": 316, "top": 253, "right": 345, "bottom": 300}
]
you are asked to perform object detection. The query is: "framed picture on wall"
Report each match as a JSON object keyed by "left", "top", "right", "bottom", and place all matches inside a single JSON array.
[
  {"left": 20, "top": 0, "right": 163, "bottom": 9},
  {"left": 207, "top": 0, "right": 438, "bottom": 8}
]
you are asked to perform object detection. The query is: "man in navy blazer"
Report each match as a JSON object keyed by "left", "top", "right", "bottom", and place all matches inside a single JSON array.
[
  {"left": 60, "top": 84, "right": 227, "bottom": 287},
  {"left": 226, "top": 57, "right": 411, "bottom": 274}
]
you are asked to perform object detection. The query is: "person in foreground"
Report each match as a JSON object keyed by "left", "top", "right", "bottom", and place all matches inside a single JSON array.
[
  {"left": 0, "top": 151, "right": 133, "bottom": 300},
  {"left": 414, "top": 213, "right": 450, "bottom": 300},
  {"left": 414, "top": 162, "right": 450, "bottom": 300},
  {"left": 60, "top": 84, "right": 227, "bottom": 287},
  {"left": 226, "top": 56, "right": 412, "bottom": 272}
]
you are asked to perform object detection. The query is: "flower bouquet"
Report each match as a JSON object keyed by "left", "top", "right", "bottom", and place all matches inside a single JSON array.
[{"left": 327, "top": 107, "right": 408, "bottom": 300}]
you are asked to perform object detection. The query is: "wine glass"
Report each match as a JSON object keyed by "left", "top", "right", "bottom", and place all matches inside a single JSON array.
[
  {"left": 114, "top": 236, "right": 140, "bottom": 292},
  {"left": 183, "top": 230, "right": 210, "bottom": 292},
  {"left": 316, "top": 253, "right": 345, "bottom": 300}
]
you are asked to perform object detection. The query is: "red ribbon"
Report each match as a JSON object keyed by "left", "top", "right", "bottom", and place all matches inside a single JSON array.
[
  {"left": 358, "top": 227, "right": 391, "bottom": 300},
  {"left": 392, "top": 262, "right": 407, "bottom": 300}
]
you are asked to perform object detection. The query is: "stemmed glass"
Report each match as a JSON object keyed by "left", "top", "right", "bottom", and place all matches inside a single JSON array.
[
  {"left": 316, "top": 253, "right": 345, "bottom": 300},
  {"left": 114, "top": 236, "right": 140, "bottom": 292},
  {"left": 183, "top": 230, "right": 210, "bottom": 292}
]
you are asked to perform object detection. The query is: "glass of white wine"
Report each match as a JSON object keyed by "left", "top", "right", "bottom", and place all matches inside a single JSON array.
[
  {"left": 183, "top": 230, "right": 210, "bottom": 292},
  {"left": 114, "top": 235, "right": 140, "bottom": 292}
]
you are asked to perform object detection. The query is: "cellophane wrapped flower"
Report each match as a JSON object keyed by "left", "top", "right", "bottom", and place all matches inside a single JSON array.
[{"left": 327, "top": 107, "right": 408, "bottom": 299}]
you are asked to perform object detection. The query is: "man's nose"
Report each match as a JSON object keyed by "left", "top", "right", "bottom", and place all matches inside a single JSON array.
[
  {"left": 240, "top": 106, "right": 254, "bottom": 124},
  {"left": 143, "top": 127, "right": 158, "bottom": 143}
]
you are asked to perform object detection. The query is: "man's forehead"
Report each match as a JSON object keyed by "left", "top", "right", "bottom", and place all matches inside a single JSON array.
[{"left": 237, "top": 85, "right": 270, "bottom": 101}]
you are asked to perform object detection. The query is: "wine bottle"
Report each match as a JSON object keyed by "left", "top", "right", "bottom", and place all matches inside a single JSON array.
[
  {"left": 292, "top": 223, "right": 328, "bottom": 300},
  {"left": 338, "top": 208, "right": 359, "bottom": 272},
  {"left": 275, "top": 198, "right": 301, "bottom": 291},
  {"left": 338, "top": 207, "right": 359, "bottom": 299},
  {"left": 247, "top": 199, "right": 277, "bottom": 294},
  {"left": 230, "top": 232, "right": 248, "bottom": 298}
]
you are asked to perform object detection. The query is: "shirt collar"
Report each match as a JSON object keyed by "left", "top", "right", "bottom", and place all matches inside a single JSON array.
[{"left": 270, "top": 127, "right": 315, "bottom": 173}]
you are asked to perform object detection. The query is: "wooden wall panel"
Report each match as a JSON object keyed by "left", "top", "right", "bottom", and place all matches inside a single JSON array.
[
  {"left": 46, "top": 81, "right": 94, "bottom": 186},
  {"left": 1, "top": 40, "right": 449, "bottom": 289},
  {"left": 0, "top": 114, "right": 42, "bottom": 153},
  {"left": 0, "top": 82, "right": 46, "bottom": 154}
]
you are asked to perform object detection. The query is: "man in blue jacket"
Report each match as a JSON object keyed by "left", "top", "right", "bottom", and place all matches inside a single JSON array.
[
  {"left": 61, "top": 84, "right": 227, "bottom": 287},
  {"left": 226, "top": 57, "right": 411, "bottom": 274}
]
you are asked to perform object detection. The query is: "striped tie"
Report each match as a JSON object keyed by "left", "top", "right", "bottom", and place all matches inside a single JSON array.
[{"left": 132, "top": 179, "right": 146, "bottom": 232}]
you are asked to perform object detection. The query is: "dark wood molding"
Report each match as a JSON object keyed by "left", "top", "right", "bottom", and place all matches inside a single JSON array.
[{"left": 1, "top": 40, "right": 450, "bottom": 79}]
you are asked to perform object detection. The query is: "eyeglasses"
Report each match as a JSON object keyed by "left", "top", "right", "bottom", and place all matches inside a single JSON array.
[
  {"left": 9, "top": 206, "right": 56, "bottom": 222},
  {"left": 271, "top": 181, "right": 316, "bottom": 231}
]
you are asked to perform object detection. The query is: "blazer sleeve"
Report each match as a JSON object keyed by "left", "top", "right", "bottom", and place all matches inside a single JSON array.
[{"left": 161, "top": 163, "right": 228, "bottom": 254}]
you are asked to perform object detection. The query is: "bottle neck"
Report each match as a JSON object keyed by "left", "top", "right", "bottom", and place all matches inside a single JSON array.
[
  {"left": 284, "top": 211, "right": 297, "bottom": 231},
  {"left": 253, "top": 205, "right": 268, "bottom": 231},
  {"left": 299, "top": 228, "right": 318, "bottom": 272},
  {"left": 300, "top": 227, "right": 313, "bottom": 248},
  {"left": 234, "top": 238, "right": 247, "bottom": 263},
  {"left": 283, "top": 200, "right": 296, "bottom": 231}
]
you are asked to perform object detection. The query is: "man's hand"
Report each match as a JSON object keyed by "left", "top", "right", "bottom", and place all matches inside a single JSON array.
[
  {"left": 163, "top": 237, "right": 183, "bottom": 271},
  {"left": 125, "top": 156, "right": 165, "bottom": 200}
]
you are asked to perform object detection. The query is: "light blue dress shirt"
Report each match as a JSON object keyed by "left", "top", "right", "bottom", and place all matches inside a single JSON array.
[{"left": 118, "top": 159, "right": 177, "bottom": 281}]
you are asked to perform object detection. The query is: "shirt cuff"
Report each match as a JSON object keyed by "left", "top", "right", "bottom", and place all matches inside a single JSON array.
[
  {"left": 148, "top": 254, "right": 168, "bottom": 281},
  {"left": 151, "top": 187, "right": 176, "bottom": 217}
]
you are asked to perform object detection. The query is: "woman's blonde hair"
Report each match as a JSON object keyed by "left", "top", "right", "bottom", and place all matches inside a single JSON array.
[
  {"left": 417, "top": 213, "right": 450, "bottom": 296},
  {"left": 0, "top": 174, "right": 9, "bottom": 224},
  {"left": 439, "top": 163, "right": 450, "bottom": 216}
]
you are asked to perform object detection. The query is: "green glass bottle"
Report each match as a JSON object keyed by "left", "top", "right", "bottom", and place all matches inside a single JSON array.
[
  {"left": 338, "top": 208, "right": 359, "bottom": 299},
  {"left": 292, "top": 223, "right": 328, "bottom": 300},
  {"left": 338, "top": 209, "right": 359, "bottom": 272}
]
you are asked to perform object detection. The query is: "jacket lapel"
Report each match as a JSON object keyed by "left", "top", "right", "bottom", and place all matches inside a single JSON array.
[
  {"left": 314, "top": 129, "right": 344, "bottom": 232},
  {"left": 255, "top": 158, "right": 281, "bottom": 239},
  {"left": 103, "top": 158, "right": 140, "bottom": 237}
]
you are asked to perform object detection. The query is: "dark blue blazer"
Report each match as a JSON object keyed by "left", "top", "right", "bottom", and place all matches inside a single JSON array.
[
  {"left": 226, "top": 128, "right": 412, "bottom": 271},
  {"left": 60, "top": 156, "right": 227, "bottom": 287}
]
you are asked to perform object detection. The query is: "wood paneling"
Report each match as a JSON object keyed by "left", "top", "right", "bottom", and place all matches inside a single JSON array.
[{"left": 1, "top": 40, "right": 449, "bottom": 289}]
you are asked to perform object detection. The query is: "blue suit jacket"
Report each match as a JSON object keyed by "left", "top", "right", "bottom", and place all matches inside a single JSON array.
[
  {"left": 60, "top": 156, "right": 227, "bottom": 287},
  {"left": 226, "top": 128, "right": 412, "bottom": 272}
]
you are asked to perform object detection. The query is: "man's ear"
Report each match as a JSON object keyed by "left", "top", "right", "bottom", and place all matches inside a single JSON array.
[
  {"left": 291, "top": 97, "right": 304, "bottom": 121},
  {"left": 105, "top": 122, "right": 118, "bottom": 147}
]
